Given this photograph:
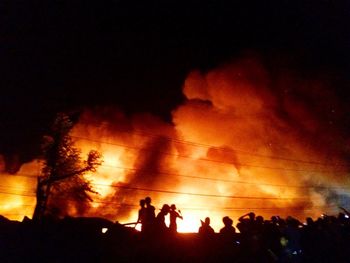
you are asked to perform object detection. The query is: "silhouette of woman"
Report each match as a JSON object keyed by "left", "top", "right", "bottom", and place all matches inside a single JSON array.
[
  {"left": 169, "top": 204, "right": 183, "bottom": 233},
  {"left": 136, "top": 199, "right": 146, "bottom": 231},
  {"left": 156, "top": 204, "right": 170, "bottom": 234}
]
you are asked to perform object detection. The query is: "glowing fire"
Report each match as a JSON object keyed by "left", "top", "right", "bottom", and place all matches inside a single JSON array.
[
  {"left": 0, "top": 158, "right": 38, "bottom": 221},
  {"left": 1, "top": 56, "right": 349, "bottom": 232}
]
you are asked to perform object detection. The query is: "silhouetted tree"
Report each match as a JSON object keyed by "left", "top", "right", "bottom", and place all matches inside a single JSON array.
[{"left": 32, "top": 113, "right": 102, "bottom": 220}]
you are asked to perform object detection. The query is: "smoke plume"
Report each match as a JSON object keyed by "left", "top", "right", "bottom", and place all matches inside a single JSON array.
[{"left": 1, "top": 54, "right": 349, "bottom": 232}]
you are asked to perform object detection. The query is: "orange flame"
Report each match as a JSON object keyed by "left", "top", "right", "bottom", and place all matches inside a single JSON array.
[{"left": 1, "top": 56, "right": 349, "bottom": 232}]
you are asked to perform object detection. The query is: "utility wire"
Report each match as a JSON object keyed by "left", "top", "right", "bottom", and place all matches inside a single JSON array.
[
  {"left": 0, "top": 196, "right": 337, "bottom": 212},
  {"left": 0, "top": 190, "right": 36, "bottom": 197},
  {"left": 0, "top": 185, "right": 36, "bottom": 192},
  {"left": 89, "top": 183, "right": 307, "bottom": 200},
  {"left": 71, "top": 135, "right": 349, "bottom": 173},
  {"left": 6, "top": 169, "right": 350, "bottom": 191},
  {"left": 0, "top": 183, "right": 304, "bottom": 201},
  {"left": 98, "top": 164, "right": 350, "bottom": 190},
  {"left": 74, "top": 122, "right": 350, "bottom": 168}
]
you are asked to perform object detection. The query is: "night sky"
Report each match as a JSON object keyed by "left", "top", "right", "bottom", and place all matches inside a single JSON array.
[{"left": 1, "top": 0, "right": 350, "bottom": 165}]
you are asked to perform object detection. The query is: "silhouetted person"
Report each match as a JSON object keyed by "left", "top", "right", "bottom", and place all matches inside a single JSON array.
[
  {"left": 198, "top": 216, "right": 216, "bottom": 260},
  {"left": 237, "top": 212, "right": 256, "bottom": 235},
  {"left": 198, "top": 217, "right": 215, "bottom": 236},
  {"left": 219, "top": 216, "right": 236, "bottom": 237},
  {"left": 156, "top": 204, "right": 170, "bottom": 234},
  {"left": 143, "top": 196, "right": 156, "bottom": 235},
  {"left": 136, "top": 199, "right": 146, "bottom": 231},
  {"left": 169, "top": 204, "right": 183, "bottom": 233},
  {"left": 218, "top": 216, "right": 237, "bottom": 261},
  {"left": 280, "top": 216, "right": 302, "bottom": 262}
]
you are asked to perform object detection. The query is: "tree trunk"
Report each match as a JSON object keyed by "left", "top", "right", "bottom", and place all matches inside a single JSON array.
[{"left": 32, "top": 177, "right": 51, "bottom": 221}]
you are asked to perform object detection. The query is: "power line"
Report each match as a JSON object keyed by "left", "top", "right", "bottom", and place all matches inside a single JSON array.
[
  {"left": 71, "top": 135, "right": 349, "bottom": 173},
  {"left": 0, "top": 190, "right": 36, "bottom": 197},
  {"left": 7, "top": 169, "right": 350, "bottom": 192},
  {"left": 0, "top": 204, "right": 34, "bottom": 207},
  {"left": 0, "top": 182, "right": 305, "bottom": 201},
  {"left": 99, "top": 164, "right": 350, "bottom": 190},
  {"left": 0, "top": 185, "right": 36, "bottom": 192},
  {"left": 2, "top": 194, "right": 333, "bottom": 213},
  {"left": 66, "top": 198, "right": 339, "bottom": 213},
  {"left": 74, "top": 122, "right": 350, "bottom": 168},
  {"left": 2, "top": 172, "right": 38, "bottom": 178},
  {"left": 177, "top": 206, "right": 338, "bottom": 212},
  {"left": 90, "top": 183, "right": 307, "bottom": 201},
  {"left": 0, "top": 194, "right": 338, "bottom": 213},
  {"left": 0, "top": 192, "right": 339, "bottom": 218}
]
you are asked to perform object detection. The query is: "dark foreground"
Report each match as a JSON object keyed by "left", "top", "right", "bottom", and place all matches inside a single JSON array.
[{"left": 1, "top": 215, "right": 349, "bottom": 263}]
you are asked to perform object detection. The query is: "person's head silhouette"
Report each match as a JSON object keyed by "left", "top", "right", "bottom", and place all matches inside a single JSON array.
[
  {"left": 160, "top": 204, "right": 170, "bottom": 214},
  {"left": 145, "top": 196, "right": 152, "bottom": 205},
  {"left": 139, "top": 199, "right": 145, "bottom": 207},
  {"left": 222, "top": 216, "right": 233, "bottom": 227}
]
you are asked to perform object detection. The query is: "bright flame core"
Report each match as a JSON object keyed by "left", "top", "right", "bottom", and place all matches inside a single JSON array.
[{"left": 1, "top": 57, "right": 350, "bottom": 232}]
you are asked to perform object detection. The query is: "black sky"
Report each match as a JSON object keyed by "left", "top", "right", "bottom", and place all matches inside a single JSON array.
[{"left": 1, "top": 0, "right": 350, "bottom": 163}]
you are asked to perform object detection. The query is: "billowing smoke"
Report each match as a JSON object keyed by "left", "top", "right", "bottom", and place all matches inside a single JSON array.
[
  {"left": 316, "top": 187, "right": 350, "bottom": 210},
  {"left": 1, "top": 54, "right": 349, "bottom": 232}
]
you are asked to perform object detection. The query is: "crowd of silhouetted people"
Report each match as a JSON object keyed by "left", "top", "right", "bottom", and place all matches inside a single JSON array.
[
  {"left": 136, "top": 197, "right": 183, "bottom": 236},
  {"left": 132, "top": 198, "right": 350, "bottom": 263},
  {"left": 1, "top": 199, "right": 350, "bottom": 263}
]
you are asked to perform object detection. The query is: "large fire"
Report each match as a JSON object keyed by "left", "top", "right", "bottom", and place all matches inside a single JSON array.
[{"left": 1, "top": 56, "right": 349, "bottom": 232}]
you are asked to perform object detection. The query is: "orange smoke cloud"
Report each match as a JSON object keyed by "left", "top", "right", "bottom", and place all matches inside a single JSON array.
[{"left": 1, "top": 55, "right": 349, "bottom": 232}]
